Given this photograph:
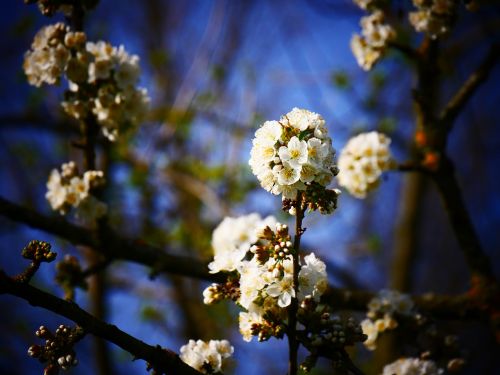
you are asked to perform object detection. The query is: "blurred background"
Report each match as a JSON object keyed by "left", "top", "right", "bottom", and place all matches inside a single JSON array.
[{"left": 1, "top": 0, "right": 499, "bottom": 374}]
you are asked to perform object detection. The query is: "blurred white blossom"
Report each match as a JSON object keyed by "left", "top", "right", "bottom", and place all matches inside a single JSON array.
[
  {"left": 337, "top": 131, "right": 392, "bottom": 198},
  {"left": 382, "top": 357, "right": 444, "bottom": 375},
  {"left": 361, "top": 289, "right": 414, "bottom": 350},
  {"left": 409, "top": 0, "right": 458, "bottom": 39},
  {"left": 46, "top": 161, "right": 106, "bottom": 221},
  {"left": 180, "top": 339, "right": 233, "bottom": 374},
  {"left": 351, "top": 11, "right": 395, "bottom": 71}
]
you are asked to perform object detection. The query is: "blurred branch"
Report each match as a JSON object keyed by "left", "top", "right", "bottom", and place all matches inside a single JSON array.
[
  {"left": 395, "top": 161, "right": 427, "bottom": 173},
  {"left": 0, "top": 196, "right": 224, "bottom": 283},
  {"left": 440, "top": 44, "right": 499, "bottom": 132},
  {"left": 0, "top": 113, "right": 76, "bottom": 136},
  {"left": 80, "top": 258, "right": 112, "bottom": 279},
  {"left": 388, "top": 41, "right": 420, "bottom": 62},
  {"left": 0, "top": 270, "right": 201, "bottom": 375},
  {"left": 430, "top": 156, "right": 494, "bottom": 281},
  {"left": 390, "top": 173, "right": 426, "bottom": 292},
  {"left": 322, "top": 288, "right": 485, "bottom": 320}
]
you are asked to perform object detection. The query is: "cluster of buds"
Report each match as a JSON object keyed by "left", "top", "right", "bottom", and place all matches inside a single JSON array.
[
  {"left": 17, "top": 240, "right": 57, "bottom": 283},
  {"left": 22, "top": 240, "right": 57, "bottom": 263},
  {"left": 248, "top": 311, "right": 286, "bottom": 342},
  {"left": 55, "top": 255, "right": 88, "bottom": 301},
  {"left": 28, "top": 325, "right": 83, "bottom": 374},
  {"left": 251, "top": 222, "right": 294, "bottom": 264},
  {"left": 298, "top": 298, "right": 366, "bottom": 372},
  {"left": 282, "top": 183, "right": 340, "bottom": 216},
  {"left": 202, "top": 278, "right": 240, "bottom": 305}
]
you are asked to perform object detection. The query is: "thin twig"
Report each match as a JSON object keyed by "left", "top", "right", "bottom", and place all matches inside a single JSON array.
[{"left": 0, "top": 270, "right": 201, "bottom": 375}]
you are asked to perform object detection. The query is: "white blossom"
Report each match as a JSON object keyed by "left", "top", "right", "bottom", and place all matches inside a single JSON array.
[
  {"left": 382, "top": 357, "right": 444, "bottom": 375},
  {"left": 409, "top": 0, "right": 458, "bottom": 39},
  {"left": 351, "top": 11, "right": 395, "bottom": 71},
  {"left": 180, "top": 339, "right": 233, "bottom": 374},
  {"left": 45, "top": 162, "right": 106, "bottom": 220},
  {"left": 24, "top": 24, "right": 150, "bottom": 142},
  {"left": 208, "top": 213, "right": 277, "bottom": 274},
  {"left": 361, "top": 318, "right": 379, "bottom": 351},
  {"left": 278, "top": 136, "right": 308, "bottom": 168},
  {"left": 361, "top": 289, "right": 414, "bottom": 350},
  {"left": 23, "top": 23, "right": 71, "bottom": 87},
  {"left": 249, "top": 108, "right": 337, "bottom": 207},
  {"left": 337, "top": 131, "right": 392, "bottom": 198},
  {"left": 266, "top": 274, "right": 295, "bottom": 308},
  {"left": 298, "top": 253, "right": 327, "bottom": 301}
]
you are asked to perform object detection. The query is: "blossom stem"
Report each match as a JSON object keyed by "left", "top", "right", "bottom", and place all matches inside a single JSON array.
[{"left": 288, "top": 192, "right": 305, "bottom": 375}]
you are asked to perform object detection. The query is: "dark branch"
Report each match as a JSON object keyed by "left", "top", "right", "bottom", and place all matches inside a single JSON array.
[
  {"left": 322, "top": 287, "right": 486, "bottom": 320},
  {"left": 440, "top": 44, "right": 500, "bottom": 131},
  {"left": 388, "top": 41, "right": 420, "bottom": 62},
  {"left": 430, "top": 157, "right": 494, "bottom": 281},
  {"left": 394, "top": 161, "right": 427, "bottom": 173},
  {"left": 0, "top": 270, "right": 201, "bottom": 375},
  {"left": 0, "top": 196, "right": 224, "bottom": 283}
]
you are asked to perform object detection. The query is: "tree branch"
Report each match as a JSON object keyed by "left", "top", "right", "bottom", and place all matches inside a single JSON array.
[
  {"left": 388, "top": 41, "right": 420, "bottom": 62},
  {"left": 0, "top": 270, "right": 201, "bottom": 375},
  {"left": 0, "top": 196, "right": 224, "bottom": 283},
  {"left": 322, "top": 287, "right": 486, "bottom": 320},
  {"left": 430, "top": 156, "right": 494, "bottom": 281},
  {"left": 440, "top": 44, "right": 499, "bottom": 131}
]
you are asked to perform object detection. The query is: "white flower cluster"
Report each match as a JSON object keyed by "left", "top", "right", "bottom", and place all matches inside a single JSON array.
[
  {"left": 208, "top": 213, "right": 276, "bottom": 274},
  {"left": 409, "top": 0, "right": 458, "bottom": 39},
  {"left": 249, "top": 108, "right": 337, "bottom": 202},
  {"left": 203, "top": 215, "right": 328, "bottom": 343},
  {"left": 361, "top": 290, "right": 414, "bottom": 350},
  {"left": 337, "top": 131, "right": 392, "bottom": 198},
  {"left": 62, "top": 41, "right": 150, "bottom": 141},
  {"left": 382, "top": 357, "right": 444, "bottom": 375},
  {"left": 24, "top": 23, "right": 150, "bottom": 141},
  {"left": 351, "top": 11, "right": 395, "bottom": 71},
  {"left": 46, "top": 161, "right": 107, "bottom": 220},
  {"left": 179, "top": 339, "right": 233, "bottom": 374},
  {"left": 23, "top": 23, "right": 77, "bottom": 87}
]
